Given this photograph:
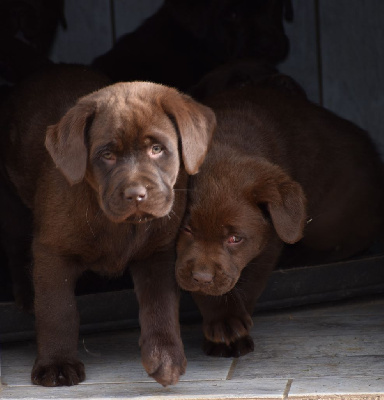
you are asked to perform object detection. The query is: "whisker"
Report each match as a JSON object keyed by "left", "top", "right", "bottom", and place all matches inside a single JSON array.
[
  {"left": 86, "top": 206, "right": 96, "bottom": 239},
  {"left": 305, "top": 210, "right": 328, "bottom": 223},
  {"left": 93, "top": 209, "right": 103, "bottom": 222},
  {"left": 170, "top": 210, "right": 179, "bottom": 219},
  {"left": 145, "top": 221, "right": 152, "bottom": 232}
]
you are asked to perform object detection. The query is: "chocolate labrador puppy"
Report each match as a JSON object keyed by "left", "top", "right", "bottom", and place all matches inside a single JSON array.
[
  {"left": 0, "top": 65, "right": 215, "bottom": 386},
  {"left": 176, "top": 70, "right": 384, "bottom": 357}
]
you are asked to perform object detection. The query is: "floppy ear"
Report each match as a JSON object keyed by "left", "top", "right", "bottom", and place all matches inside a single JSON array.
[
  {"left": 161, "top": 92, "right": 216, "bottom": 175},
  {"left": 45, "top": 100, "right": 95, "bottom": 185},
  {"left": 255, "top": 163, "right": 307, "bottom": 244}
]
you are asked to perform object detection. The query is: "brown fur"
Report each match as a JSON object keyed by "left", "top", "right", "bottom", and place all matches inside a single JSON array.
[
  {"left": 175, "top": 71, "right": 384, "bottom": 358},
  {"left": 0, "top": 65, "right": 216, "bottom": 386}
]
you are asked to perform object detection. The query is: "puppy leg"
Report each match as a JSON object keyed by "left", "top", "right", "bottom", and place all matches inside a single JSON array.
[
  {"left": 194, "top": 241, "right": 281, "bottom": 357},
  {"left": 130, "top": 249, "right": 186, "bottom": 387},
  {"left": 31, "top": 243, "right": 85, "bottom": 387},
  {"left": 203, "top": 334, "right": 255, "bottom": 358},
  {"left": 192, "top": 290, "right": 254, "bottom": 358}
]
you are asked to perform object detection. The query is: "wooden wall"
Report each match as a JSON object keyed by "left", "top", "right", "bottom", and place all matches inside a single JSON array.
[{"left": 49, "top": 0, "right": 384, "bottom": 156}]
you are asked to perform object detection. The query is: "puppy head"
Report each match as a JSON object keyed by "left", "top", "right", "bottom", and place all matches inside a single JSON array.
[
  {"left": 45, "top": 82, "right": 216, "bottom": 224},
  {"left": 176, "top": 157, "right": 306, "bottom": 295}
]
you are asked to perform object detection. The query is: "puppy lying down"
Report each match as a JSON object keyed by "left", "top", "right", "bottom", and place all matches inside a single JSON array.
[
  {"left": 176, "top": 72, "right": 384, "bottom": 357},
  {"left": 1, "top": 65, "right": 215, "bottom": 386}
]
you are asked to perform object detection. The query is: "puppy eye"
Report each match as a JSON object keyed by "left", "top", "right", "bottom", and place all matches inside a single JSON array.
[
  {"left": 183, "top": 226, "right": 193, "bottom": 235},
  {"left": 101, "top": 151, "right": 115, "bottom": 161},
  {"left": 151, "top": 144, "right": 164, "bottom": 155},
  {"left": 227, "top": 235, "right": 243, "bottom": 244}
]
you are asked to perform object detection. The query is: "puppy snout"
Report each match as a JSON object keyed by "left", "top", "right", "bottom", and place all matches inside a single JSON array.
[
  {"left": 192, "top": 270, "right": 214, "bottom": 284},
  {"left": 123, "top": 185, "right": 147, "bottom": 202}
]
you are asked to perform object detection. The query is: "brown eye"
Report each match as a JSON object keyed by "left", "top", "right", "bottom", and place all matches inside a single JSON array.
[
  {"left": 101, "top": 151, "right": 112, "bottom": 159},
  {"left": 227, "top": 235, "right": 242, "bottom": 244},
  {"left": 151, "top": 144, "right": 163, "bottom": 155},
  {"left": 183, "top": 226, "right": 192, "bottom": 234}
]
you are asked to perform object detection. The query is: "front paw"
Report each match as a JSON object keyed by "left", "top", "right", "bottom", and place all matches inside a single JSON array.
[
  {"left": 140, "top": 335, "right": 187, "bottom": 387},
  {"left": 203, "top": 313, "right": 253, "bottom": 345},
  {"left": 31, "top": 358, "right": 85, "bottom": 386},
  {"left": 203, "top": 335, "right": 254, "bottom": 358}
]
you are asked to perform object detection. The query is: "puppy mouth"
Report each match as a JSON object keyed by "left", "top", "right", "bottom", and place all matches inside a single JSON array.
[
  {"left": 195, "top": 282, "right": 236, "bottom": 296},
  {"left": 125, "top": 212, "right": 154, "bottom": 224},
  {"left": 101, "top": 196, "right": 173, "bottom": 223},
  {"left": 101, "top": 186, "right": 174, "bottom": 223}
]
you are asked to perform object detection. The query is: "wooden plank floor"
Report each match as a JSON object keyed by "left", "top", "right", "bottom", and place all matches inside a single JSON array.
[{"left": 1, "top": 295, "right": 384, "bottom": 399}]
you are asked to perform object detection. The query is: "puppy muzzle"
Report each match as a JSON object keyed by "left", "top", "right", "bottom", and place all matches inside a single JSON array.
[
  {"left": 176, "top": 261, "right": 237, "bottom": 296},
  {"left": 101, "top": 183, "right": 174, "bottom": 223}
]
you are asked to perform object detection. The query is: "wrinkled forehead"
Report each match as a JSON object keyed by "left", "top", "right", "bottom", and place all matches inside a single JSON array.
[
  {"left": 89, "top": 92, "right": 178, "bottom": 150},
  {"left": 189, "top": 196, "right": 252, "bottom": 236}
]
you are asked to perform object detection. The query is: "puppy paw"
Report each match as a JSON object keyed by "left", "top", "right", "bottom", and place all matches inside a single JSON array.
[
  {"left": 31, "top": 358, "right": 85, "bottom": 386},
  {"left": 203, "top": 313, "right": 253, "bottom": 345},
  {"left": 140, "top": 336, "right": 187, "bottom": 386},
  {"left": 203, "top": 335, "right": 254, "bottom": 358}
]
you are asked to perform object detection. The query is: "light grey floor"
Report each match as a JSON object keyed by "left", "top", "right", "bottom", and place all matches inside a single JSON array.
[{"left": 1, "top": 295, "right": 384, "bottom": 399}]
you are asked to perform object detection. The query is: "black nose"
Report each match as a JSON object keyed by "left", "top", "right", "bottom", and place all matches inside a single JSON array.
[
  {"left": 124, "top": 185, "right": 147, "bottom": 202},
  {"left": 192, "top": 270, "right": 214, "bottom": 284}
]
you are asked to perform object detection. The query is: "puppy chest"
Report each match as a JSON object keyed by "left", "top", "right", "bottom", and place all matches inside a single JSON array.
[
  {"left": 89, "top": 255, "right": 130, "bottom": 276},
  {"left": 71, "top": 231, "right": 144, "bottom": 276}
]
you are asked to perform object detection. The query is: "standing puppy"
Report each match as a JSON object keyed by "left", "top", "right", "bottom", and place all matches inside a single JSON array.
[
  {"left": 0, "top": 65, "right": 215, "bottom": 386},
  {"left": 176, "top": 72, "right": 384, "bottom": 357}
]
